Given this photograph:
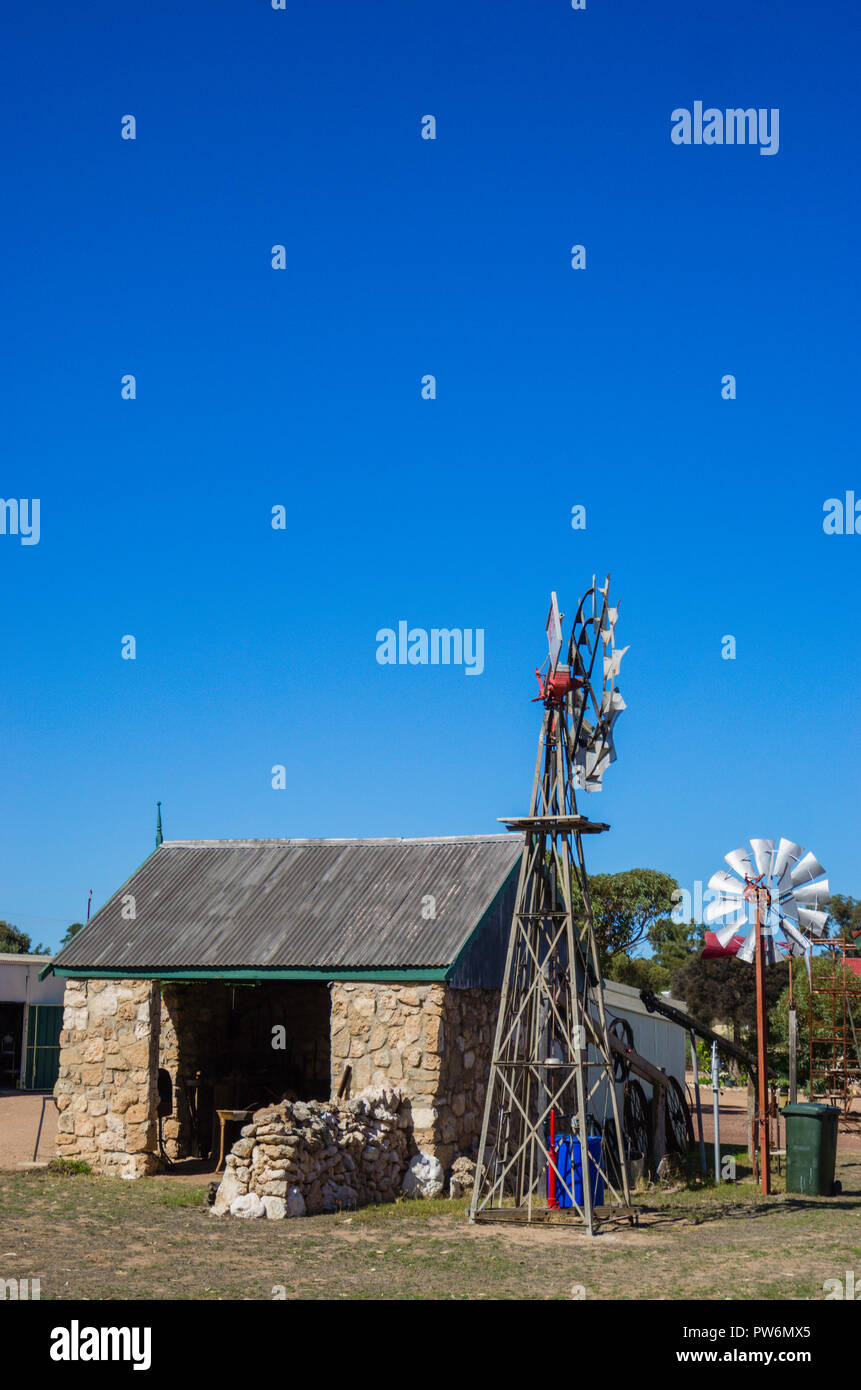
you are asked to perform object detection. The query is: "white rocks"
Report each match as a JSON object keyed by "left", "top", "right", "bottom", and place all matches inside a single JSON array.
[
  {"left": 262, "top": 1196, "right": 286, "bottom": 1219},
  {"left": 402, "top": 1152, "right": 444, "bottom": 1199},
  {"left": 209, "top": 1166, "right": 245, "bottom": 1216},
  {"left": 448, "top": 1155, "right": 478, "bottom": 1199},
  {"left": 230, "top": 1193, "right": 266, "bottom": 1219}
]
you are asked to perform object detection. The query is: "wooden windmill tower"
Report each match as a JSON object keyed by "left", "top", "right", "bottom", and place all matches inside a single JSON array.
[{"left": 470, "top": 578, "right": 634, "bottom": 1234}]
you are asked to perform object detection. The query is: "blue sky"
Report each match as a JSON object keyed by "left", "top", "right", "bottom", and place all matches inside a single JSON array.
[{"left": 1, "top": 1, "right": 859, "bottom": 950}]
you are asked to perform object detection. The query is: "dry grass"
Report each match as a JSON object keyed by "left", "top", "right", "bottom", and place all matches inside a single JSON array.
[{"left": 2, "top": 1151, "right": 859, "bottom": 1301}]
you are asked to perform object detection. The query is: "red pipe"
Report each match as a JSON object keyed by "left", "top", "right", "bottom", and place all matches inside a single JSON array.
[{"left": 548, "top": 1108, "right": 557, "bottom": 1208}]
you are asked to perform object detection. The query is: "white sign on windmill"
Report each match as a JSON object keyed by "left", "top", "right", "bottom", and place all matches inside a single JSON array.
[{"left": 546, "top": 591, "right": 563, "bottom": 674}]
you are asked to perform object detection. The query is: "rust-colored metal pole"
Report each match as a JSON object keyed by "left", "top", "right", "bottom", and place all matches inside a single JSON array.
[{"left": 754, "top": 892, "right": 771, "bottom": 1195}]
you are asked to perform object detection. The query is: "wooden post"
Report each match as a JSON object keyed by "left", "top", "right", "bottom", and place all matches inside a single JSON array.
[{"left": 653, "top": 1078, "right": 666, "bottom": 1174}]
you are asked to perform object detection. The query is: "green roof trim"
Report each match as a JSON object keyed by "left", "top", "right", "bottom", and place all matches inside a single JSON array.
[{"left": 51, "top": 967, "right": 450, "bottom": 983}]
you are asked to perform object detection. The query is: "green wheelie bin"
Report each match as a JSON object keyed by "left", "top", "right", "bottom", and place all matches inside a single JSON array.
[{"left": 783, "top": 1103, "right": 840, "bottom": 1196}]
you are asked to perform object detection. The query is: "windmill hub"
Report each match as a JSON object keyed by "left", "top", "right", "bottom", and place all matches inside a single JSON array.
[{"left": 743, "top": 877, "right": 771, "bottom": 912}]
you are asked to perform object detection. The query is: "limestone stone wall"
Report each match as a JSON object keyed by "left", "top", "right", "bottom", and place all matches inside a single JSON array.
[
  {"left": 435, "top": 988, "right": 497, "bottom": 1169},
  {"left": 330, "top": 983, "right": 498, "bottom": 1169},
  {"left": 54, "top": 978, "right": 160, "bottom": 1178},
  {"left": 211, "top": 1087, "right": 410, "bottom": 1219}
]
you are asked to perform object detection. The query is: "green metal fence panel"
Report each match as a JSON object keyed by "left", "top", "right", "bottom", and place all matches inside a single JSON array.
[{"left": 25, "top": 1005, "right": 63, "bottom": 1090}]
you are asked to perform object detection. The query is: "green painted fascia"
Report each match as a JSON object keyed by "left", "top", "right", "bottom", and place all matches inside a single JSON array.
[
  {"left": 444, "top": 859, "right": 521, "bottom": 982},
  {"left": 51, "top": 967, "right": 449, "bottom": 983}
]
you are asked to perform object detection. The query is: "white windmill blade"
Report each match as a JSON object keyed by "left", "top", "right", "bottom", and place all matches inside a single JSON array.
[
  {"left": 603, "top": 646, "right": 629, "bottom": 682},
  {"left": 772, "top": 838, "right": 804, "bottom": 885},
  {"left": 750, "top": 839, "right": 775, "bottom": 878},
  {"left": 793, "top": 879, "right": 830, "bottom": 908},
  {"left": 736, "top": 933, "right": 757, "bottom": 964},
  {"left": 725, "top": 847, "right": 756, "bottom": 879},
  {"left": 714, "top": 919, "right": 745, "bottom": 948},
  {"left": 784, "top": 938, "right": 809, "bottom": 959},
  {"left": 790, "top": 851, "right": 826, "bottom": 885},
  {"left": 763, "top": 902, "right": 784, "bottom": 932},
  {"left": 780, "top": 918, "right": 811, "bottom": 954},
  {"left": 798, "top": 907, "right": 829, "bottom": 936},
  {"left": 708, "top": 870, "right": 746, "bottom": 898},
  {"left": 778, "top": 895, "right": 798, "bottom": 925},
  {"left": 705, "top": 896, "right": 746, "bottom": 924},
  {"left": 600, "top": 688, "right": 626, "bottom": 719},
  {"left": 589, "top": 745, "right": 614, "bottom": 777},
  {"left": 601, "top": 606, "right": 619, "bottom": 639}
]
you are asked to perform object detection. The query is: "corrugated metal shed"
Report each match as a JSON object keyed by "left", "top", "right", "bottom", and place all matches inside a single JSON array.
[{"left": 50, "top": 836, "right": 523, "bottom": 980}]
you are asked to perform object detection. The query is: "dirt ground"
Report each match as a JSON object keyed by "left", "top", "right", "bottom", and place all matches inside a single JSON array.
[
  {"left": 0, "top": 1090, "right": 57, "bottom": 1167},
  {"left": 2, "top": 1151, "right": 859, "bottom": 1301}
]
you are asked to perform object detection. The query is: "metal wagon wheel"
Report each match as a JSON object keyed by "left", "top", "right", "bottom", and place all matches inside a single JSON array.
[
  {"left": 622, "top": 1079, "right": 650, "bottom": 1161},
  {"left": 665, "top": 1074, "right": 694, "bottom": 1155},
  {"left": 608, "top": 1017, "right": 634, "bottom": 1083},
  {"left": 598, "top": 1115, "right": 624, "bottom": 1192}
]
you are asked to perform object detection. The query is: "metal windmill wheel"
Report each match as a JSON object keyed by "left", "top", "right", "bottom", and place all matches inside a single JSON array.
[
  {"left": 705, "top": 836, "right": 830, "bottom": 1197},
  {"left": 608, "top": 1016, "right": 634, "bottom": 1082},
  {"left": 665, "top": 1075, "right": 693, "bottom": 1155},
  {"left": 705, "top": 838, "right": 830, "bottom": 962},
  {"left": 564, "top": 576, "right": 628, "bottom": 793},
  {"left": 623, "top": 1079, "right": 650, "bottom": 1161}
]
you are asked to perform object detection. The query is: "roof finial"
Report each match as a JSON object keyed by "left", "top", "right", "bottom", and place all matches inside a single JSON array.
[{"left": 156, "top": 801, "right": 163, "bottom": 848}]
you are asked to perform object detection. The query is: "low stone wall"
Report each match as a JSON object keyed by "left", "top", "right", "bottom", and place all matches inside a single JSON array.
[
  {"left": 54, "top": 978, "right": 160, "bottom": 1179},
  {"left": 211, "top": 1087, "right": 410, "bottom": 1219}
]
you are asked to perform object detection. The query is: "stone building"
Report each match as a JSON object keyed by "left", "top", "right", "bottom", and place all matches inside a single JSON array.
[{"left": 46, "top": 836, "right": 521, "bottom": 1178}]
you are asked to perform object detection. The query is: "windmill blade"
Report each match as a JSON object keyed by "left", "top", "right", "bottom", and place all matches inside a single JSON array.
[
  {"left": 708, "top": 870, "right": 746, "bottom": 898},
  {"left": 779, "top": 917, "right": 810, "bottom": 954},
  {"left": 705, "top": 896, "right": 746, "bottom": 924},
  {"left": 798, "top": 907, "right": 829, "bottom": 936},
  {"left": 778, "top": 897, "right": 799, "bottom": 927},
  {"left": 603, "top": 646, "right": 629, "bottom": 682},
  {"left": 725, "top": 848, "right": 756, "bottom": 880},
  {"left": 601, "top": 607, "right": 619, "bottom": 642},
  {"left": 790, "top": 851, "right": 826, "bottom": 886},
  {"left": 714, "top": 918, "right": 746, "bottom": 947},
  {"left": 763, "top": 903, "right": 784, "bottom": 933},
  {"left": 793, "top": 879, "right": 830, "bottom": 909},
  {"left": 784, "top": 937, "right": 809, "bottom": 959},
  {"left": 750, "top": 839, "right": 775, "bottom": 879},
  {"left": 736, "top": 933, "right": 757, "bottom": 964},
  {"left": 762, "top": 922, "right": 778, "bottom": 967},
  {"left": 600, "top": 688, "right": 626, "bottom": 719},
  {"left": 772, "top": 838, "right": 804, "bottom": 885}
]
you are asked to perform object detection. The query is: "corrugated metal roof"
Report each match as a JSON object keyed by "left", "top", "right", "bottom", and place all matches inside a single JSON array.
[{"left": 51, "top": 836, "right": 523, "bottom": 975}]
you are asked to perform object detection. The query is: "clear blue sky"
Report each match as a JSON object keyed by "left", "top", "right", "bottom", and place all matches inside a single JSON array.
[{"left": 1, "top": 1, "right": 859, "bottom": 951}]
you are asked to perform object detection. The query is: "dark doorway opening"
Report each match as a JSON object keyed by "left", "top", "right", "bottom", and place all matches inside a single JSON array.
[
  {"left": 0, "top": 1002, "right": 24, "bottom": 1088},
  {"left": 158, "top": 981, "right": 330, "bottom": 1163}
]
